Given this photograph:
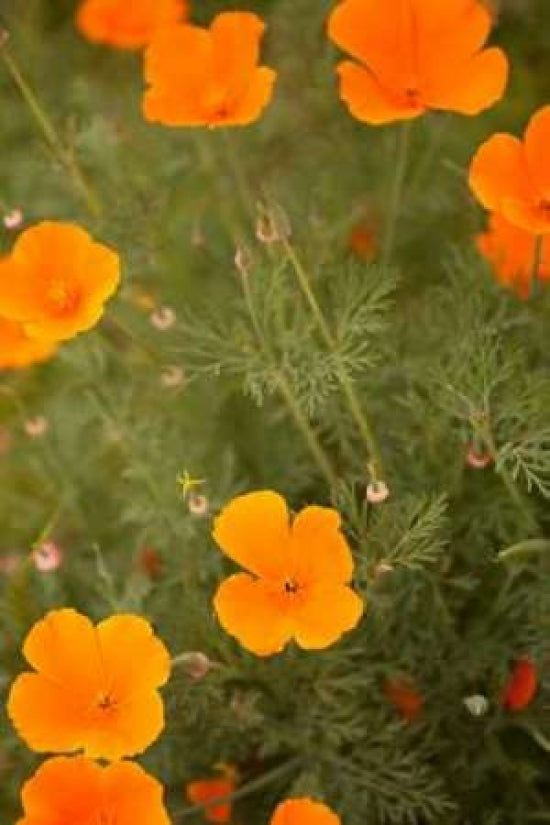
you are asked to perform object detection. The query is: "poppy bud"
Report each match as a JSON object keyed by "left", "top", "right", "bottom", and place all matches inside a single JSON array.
[
  {"left": 256, "top": 204, "right": 291, "bottom": 244},
  {"left": 463, "top": 694, "right": 489, "bottom": 717},
  {"left": 32, "top": 541, "right": 64, "bottom": 573},
  {"left": 366, "top": 480, "right": 390, "bottom": 504},
  {"left": 466, "top": 445, "right": 493, "bottom": 469},
  {"left": 150, "top": 306, "right": 176, "bottom": 331},
  {"left": 501, "top": 658, "right": 538, "bottom": 711},
  {"left": 188, "top": 493, "right": 209, "bottom": 517},
  {"left": 24, "top": 416, "right": 48, "bottom": 438},
  {"left": 175, "top": 652, "right": 213, "bottom": 680},
  {"left": 161, "top": 365, "right": 185, "bottom": 388},
  {"left": 3, "top": 208, "right": 23, "bottom": 231}
]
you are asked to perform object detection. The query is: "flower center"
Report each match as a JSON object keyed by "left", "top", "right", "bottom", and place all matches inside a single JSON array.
[
  {"left": 404, "top": 87, "right": 421, "bottom": 107},
  {"left": 539, "top": 198, "right": 550, "bottom": 214},
  {"left": 96, "top": 692, "right": 117, "bottom": 713},
  {"left": 283, "top": 579, "right": 299, "bottom": 594},
  {"left": 45, "top": 279, "right": 80, "bottom": 316}
]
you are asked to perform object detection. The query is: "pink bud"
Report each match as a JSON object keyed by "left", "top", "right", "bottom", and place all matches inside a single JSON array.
[
  {"left": 150, "top": 306, "right": 176, "bottom": 331},
  {"left": 176, "top": 651, "right": 213, "bottom": 680},
  {"left": 3, "top": 208, "right": 23, "bottom": 231},
  {"left": 188, "top": 493, "right": 209, "bottom": 517},
  {"left": 366, "top": 480, "right": 390, "bottom": 504},
  {"left": 24, "top": 416, "right": 48, "bottom": 438},
  {"left": 466, "top": 446, "right": 493, "bottom": 469},
  {"left": 32, "top": 541, "right": 63, "bottom": 573}
]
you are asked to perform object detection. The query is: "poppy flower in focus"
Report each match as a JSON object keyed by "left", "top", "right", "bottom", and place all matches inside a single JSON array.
[
  {"left": 0, "top": 317, "right": 57, "bottom": 369},
  {"left": 186, "top": 765, "right": 237, "bottom": 823},
  {"left": 8, "top": 608, "right": 170, "bottom": 760},
  {"left": 470, "top": 106, "right": 550, "bottom": 235},
  {"left": 327, "top": 0, "right": 509, "bottom": 125},
  {"left": 143, "top": 12, "right": 277, "bottom": 128},
  {"left": 213, "top": 491, "right": 364, "bottom": 656},
  {"left": 384, "top": 677, "right": 423, "bottom": 722},
  {"left": 501, "top": 657, "right": 538, "bottom": 712},
  {"left": 76, "top": 0, "right": 188, "bottom": 50},
  {"left": 270, "top": 799, "right": 342, "bottom": 825},
  {"left": 0, "top": 222, "right": 120, "bottom": 343},
  {"left": 476, "top": 213, "right": 550, "bottom": 298},
  {"left": 16, "top": 756, "right": 170, "bottom": 825}
]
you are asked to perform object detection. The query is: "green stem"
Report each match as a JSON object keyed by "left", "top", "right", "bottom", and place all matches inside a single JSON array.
[
  {"left": 0, "top": 44, "right": 102, "bottom": 217},
  {"left": 282, "top": 237, "right": 385, "bottom": 481},
  {"left": 529, "top": 235, "right": 544, "bottom": 299},
  {"left": 174, "top": 758, "right": 302, "bottom": 819},
  {"left": 382, "top": 120, "right": 412, "bottom": 267},
  {"left": 242, "top": 273, "right": 338, "bottom": 489},
  {"left": 498, "top": 539, "right": 550, "bottom": 562}
]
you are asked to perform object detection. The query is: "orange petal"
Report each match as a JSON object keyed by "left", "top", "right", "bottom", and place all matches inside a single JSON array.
[
  {"left": 96, "top": 614, "right": 170, "bottom": 699},
  {"left": 293, "top": 584, "right": 364, "bottom": 650},
  {"left": 219, "top": 67, "right": 277, "bottom": 127},
  {"left": 290, "top": 506, "right": 355, "bottom": 585},
  {"left": 0, "top": 256, "right": 40, "bottom": 322},
  {"left": 19, "top": 757, "right": 103, "bottom": 824},
  {"left": 21, "top": 609, "right": 104, "bottom": 701},
  {"left": 77, "top": 0, "right": 187, "bottom": 50},
  {"left": 469, "top": 134, "right": 531, "bottom": 212},
  {"left": 187, "top": 778, "right": 235, "bottom": 823},
  {"left": 211, "top": 13, "right": 266, "bottom": 106},
  {"left": 213, "top": 573, "right": 293, "bottom": 656},
  {"left": 271, "top": 799, "right": 341, "bottom": 825},
  {"left": 213, "top": 490, "right": 290, "bottom": 578},
  {"left": 424, "top": 48, "right": 508, "bottom": 115},
  {"left": 415, "top": 0, "right": 492, "bottom": 68},
  {"left": 525, "top": 105, "right": 550, "bottom": 200},
  {"left": 501, "top": 199, "right": 550, "bottom": 236},
  {"left": 81, "top": 691, "right": 165, "bottom": 761},
  {"left": 0, "top": 318, "right": 57, "bottom": 369},
  {"left": 336, "top": 61, "right": 424, "bottom": 125},
  {"left": 328, "top": 0, "right": 415, "bottom": 93},
  {"left": 103, "top": 761, "right": 171, "bottom": 825},
  {"left": 7, "top": 673, "right": 84, "bottom": 754}
]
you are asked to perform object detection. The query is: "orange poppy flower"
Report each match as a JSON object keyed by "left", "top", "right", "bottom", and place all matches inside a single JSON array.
[
  {"left": 7, "top": 608, "right": 170, "bottom": 760},
  {"left": 349, "top": 219, "right": 378, "bottom": 261},
  {"left": 383, "top": 677, "right": 423, "bottom": 722},
  {"left": 270, "top": 799, "right": 341, "bottom": 825},
  {"left": 143, "top": 12, "right": 277, "bottom": 128},
  {"left": 0, "top": 317, "right": 57, "bottom": 369},
  {"left": 212, "top": 491, "right": 364, "bottom": 656},
  {"left": 0, "top": 222, "right": 120, "bottom": 344},
  {"left": 327, "top": 0, "right": 509, "bottom": 125},
  {"left": 476, "top": 213, "right": 550, "bottom": 298},
  {"left": 76, "top": 0, "right": 188, "bottom": 50},
  {"left": 469, "top": 106, "right": 550, "bottom": 235},
  {"left": 17, "top": 756, "right": 170, "bottom": 825},
  {"left": 501, "top": 658, "right": 538, "bottom": 712},
  {"left": 187, "top": 766, "right": 237, "bottom": 823}
]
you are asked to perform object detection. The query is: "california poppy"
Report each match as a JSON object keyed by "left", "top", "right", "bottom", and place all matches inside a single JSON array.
[
  {"left": 470, "top": 106, "right": 550, "bottom": 235},
  {"left": 213, "top": 491, "right": 364, "bottom": 656},
  {"left": 476, "top": 213, "right": 550, "bottom": 298},
  {"left": 383, "top": 677, "right": 423, "bottom": 722},
  {"left": 76, "top": 0, "right": 187, "bottom": 50},
  {"left": 17, "top": 756, "right": 170, "bottom": 825},
  {"left": 143, "top": 12, "right": 277, "bottom": 128},
  {"left": 8, "top": 608, "right": 170, "bottom": 760},
  {"left": 328, "top": 0, "right": 509, "bottom": 125},
  {"left": 0, "top": 317, "right": 57, "bottom": 369},
  {"left": 270, "top": 799, "right": 342, "bottom": 825},
  {"left": 187, "top": 766, "right": 237, "bottom": 823},
  {"left": 0, "top": 222, "right": 120, "bottom": 343},
  {"left": 501, "top": 658, "right": 538, "bottom": 711}
]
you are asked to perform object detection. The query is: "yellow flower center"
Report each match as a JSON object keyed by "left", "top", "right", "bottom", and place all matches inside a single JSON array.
[{"left": 46, "top": 279, "right": 80, "bottom": 316}]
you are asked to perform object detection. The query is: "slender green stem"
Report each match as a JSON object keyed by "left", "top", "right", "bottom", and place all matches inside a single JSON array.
[
  {"left": 242, "top": 273, "right": 338, "bottom": 489},
  {"left": 529, "top": 235, "right": 544, "bottom": 299},
  {"left": 174, "top": 758, "right": 302, "bottom": 819},
  {"left": 282, "top": 237, "right": 385, "bottom": 481},
  {"left": 0, "top": 44, "right": 102, "bottom": 217},
  {"left": 498, "top": 539, "right": 550, "bottom": 562},
  {"left": 382, "top": 120, "right": 413, "bottom": 267},
  {"left": 220, "top": 128, "right": 255, "bottom": 226}
]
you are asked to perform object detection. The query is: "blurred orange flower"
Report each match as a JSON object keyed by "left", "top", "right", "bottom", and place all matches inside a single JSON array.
[
  {"left": 17, "top": 756, "right": 170, "bottom": 825},
  {"left": 501, "top": 657, "right": 538, "bottom": 712},
  {"left": 76, "top": 0, "right": 188, "bottom": 50},
  {"left": 0, "top": 222, "right": 120, "bottom": 343},
  {"left": 213, "top": 491, "right": 364, "bottom": 656},
  {"left": 187, "top": 766, "right": 237, "bottom": 823},
  {"left": 328, "top": 0, "right": 508, "bottom": 125},
  {"left": 383, "top": 677, "right": 423, "bottom": 722},
  {"left": 469, "top": 105, "right": 550, "bottom": 235},
  {"left": 271, "top": 799, "right": 341, "bottom": 825},
  {"left": 8, "top": 608, "right": 170, "bottom": 760},
  {"left": 476, "top": 213, "right": 550, "bottom": 298},
  {"left": 143, "top": 12, "right": 277, "bottom": 128},
  {"left": 0, "top": 317, "right": 57, "bottom": 369},
  {"left": 349, "top": 218, "right": 378, "bottom": 261}
]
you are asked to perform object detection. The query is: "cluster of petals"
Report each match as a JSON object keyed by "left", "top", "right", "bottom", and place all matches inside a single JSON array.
[
  {"left": 8, "top": 608, "right": 171, "bottom": 761},
  {"left": 16, "top": 756, "right": 170, "bottom": 825},
  {"left": 143, "top": 12, "right": 277, "bottom": 128},
  {"left": 0, "top": 316, "right": 57, "bottom": 369},
  {"left": 0, "top": 222, "right": 120, "bottom": 351},
  {"left": 476, "top": 213, "right": 550, "bottom": 298},
  {"left": 271, "top": 799, "right": 342, "bottom": 825},
  {"left": 187, "top": 766, "right": 237, "bottom": 823},
  {"left": 327, "top": 0, "right": 509, "bottom": 125},
  {"left": 501, "top": 658, "right": 538, "bottom": 711},
  {"left": 470, "top": 105, "right": 550, "bottom": 235},
  {"left": 76, "top": 0, "right": 188, "bottom": 50},
  {"left": 212, "top": 491, "right": 364, "bottom": 656}
]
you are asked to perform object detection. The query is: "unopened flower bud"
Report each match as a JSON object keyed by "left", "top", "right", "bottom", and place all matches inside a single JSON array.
[
  {"left": 3, "top": 208, "right": 23, "bottom": 231},
  {"left": 234, "top": 245, "right": 253, "bottom": 276},
  {"left": 255, "top": 204, "right": 291, "bottom": 244},
  {"left": 150, "top": 306, "right": 176, "bottom": 331},
  {"left": 32, "top": 541, "right": 63, "bottom": 573},
  {"left": 463, "top": 694, "right": 489, "bottom": 717},
  {"left": 176, "top": 651, "right": 213, "bottom": 680},
  {"left": 366, "top": 480, "right": 390, "bottom": 504},
  {"left": 161, "top": 365, "right": 185, "bottom": 388},
  {"left": 466, "top": 445, "right": 493, "bottom": 469},
  {"left": 188, "top": 493, "right": 209, "bottom": 517},
  {"left": 24, "top": 416, "right": 48, "bottom": 438}
]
